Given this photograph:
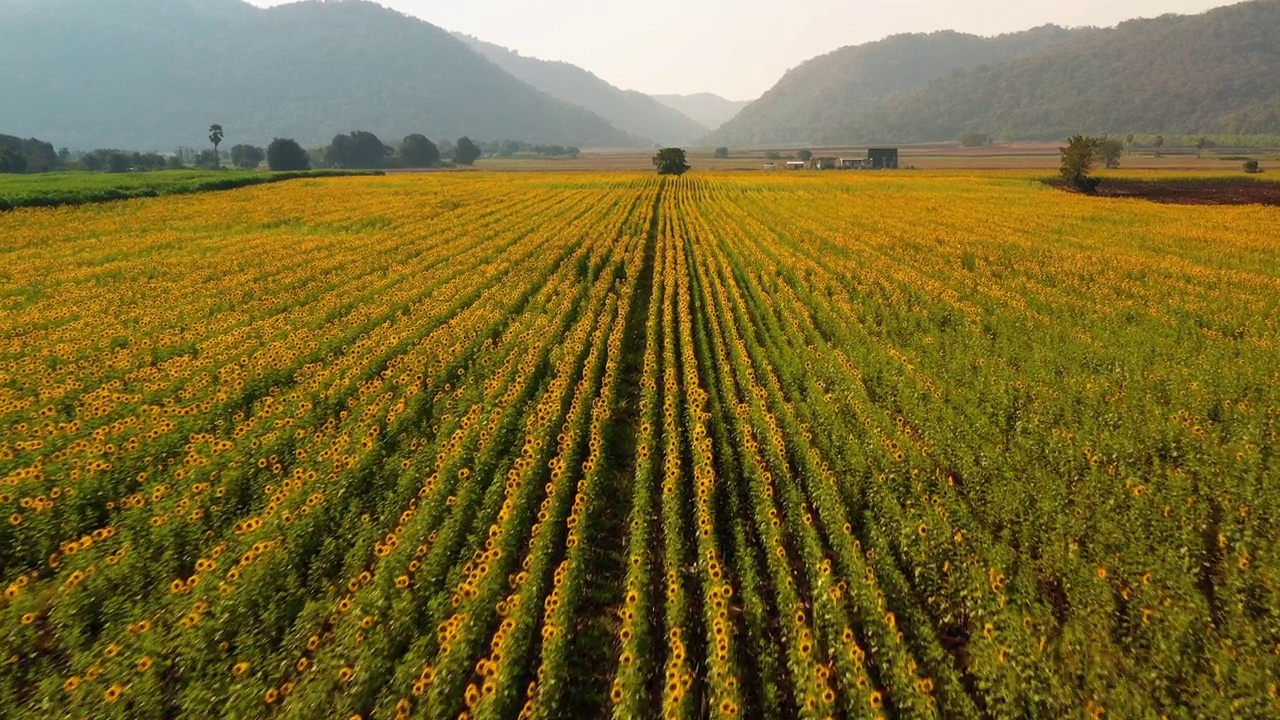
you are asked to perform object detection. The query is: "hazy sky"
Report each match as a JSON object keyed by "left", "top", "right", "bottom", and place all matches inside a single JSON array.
[{"left": 243, "top": 0, "right": 1236, "bottom": 98}]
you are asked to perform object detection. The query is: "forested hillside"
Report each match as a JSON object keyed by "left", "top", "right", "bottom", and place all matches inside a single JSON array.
[
  {"left": 457, "top": 34, "right": 708, "bottom": 146},
  {"left": 706, "top": 25, "right": 1089, "bottom": 146},
  {"left": 846, "top": 0, "right": 1280, "bottom": 142},
  {"left": 0, "top": 0, "right": 641, "bottom": 150}
]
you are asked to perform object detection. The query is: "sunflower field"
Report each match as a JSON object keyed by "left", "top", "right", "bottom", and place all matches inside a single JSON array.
[{"left": 1, "top": 172, "right": 1278, "bottom": 719}]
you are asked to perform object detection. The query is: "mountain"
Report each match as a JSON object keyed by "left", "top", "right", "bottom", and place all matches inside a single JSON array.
[
  {"left": 705, "top": 25, "right": 1090, "bottom": 147},
  {"left": 0, "top": 0, "right": 641, "bottom": 151},
  {"left": 455, "top": 34, "right": 708, "bottom": 146},
  {"left": 846, "top": 0, "right": 1280, "bottom": 142},
  {"left": 652, "top": 94, "right": 752, "bottom": 131}
]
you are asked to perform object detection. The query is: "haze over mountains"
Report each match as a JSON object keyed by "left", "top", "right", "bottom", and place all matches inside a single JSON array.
[
  {"left": 652, "top": 94, "right": 753, "bottom": 131},
  {"left": 455, "top": 34, "right": 711, "bottom": 146},
  {"left": 0, "top": 0, "right": 645, "bottom": 150},
  {"left": 1, "top": 0, "right": 1277, "bottom": 151}
]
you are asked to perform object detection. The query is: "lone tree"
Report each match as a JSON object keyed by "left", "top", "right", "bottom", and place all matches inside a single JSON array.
[
  {"left": 208, "top": 124, "right": 224, "bottom": 167},
  {"left": 1098, "top": 136, "right": 1124, "bottom": 169},
  {"left": 714, "top": 146, "right": 729, "bottom": 159},
  {"left": 400, "top": 134, "right": 440, "bottom": 168},
  {"left": 1060, "top": 135, "right": 1103, "bottom": 192},
  {"left": 1153, "top": 135, "right": 1164, "bottom": 157},
  {"left": 1243, "top": 159, "right": 1261, "bottom": 173},
  {"left": 230, "top": 144, "right": 265, "bottom": 170},
  {"left": 957, "top": 131, "right": 989, "bottom": 147},
  {"left": 796, "top": 149, "right": 813, "bottom": 161},
  {"left": 653, "top": 147, "right": 690, "bottom": 176},
  {"left": 454, "top": 136, "right": 482, "bottom": 166},
  {"left": 267, "top": 138, "right": 310, "bottom": 171}
]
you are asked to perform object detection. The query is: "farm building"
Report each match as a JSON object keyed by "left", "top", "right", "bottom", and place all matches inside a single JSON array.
[
  {"left": 811, "top": 157, "right": 838, "bottom": 170},
  {"left": 868, "top": 148, "right": 899, "bottom": 169},
  {"left": 838, "top": 148, "right": 899, "bottom": 170},
  {"left": 785, "top": 161, "right": 806, "bottom": 170}
]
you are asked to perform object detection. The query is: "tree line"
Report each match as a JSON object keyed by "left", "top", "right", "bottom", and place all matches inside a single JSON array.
[{"left": 1, "top": 128, "right": 582, "bottom": 175}]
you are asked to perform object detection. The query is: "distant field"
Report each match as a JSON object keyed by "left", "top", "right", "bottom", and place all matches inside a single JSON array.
[
  {"left": 0, "top": 170, "right": 377, "bottom": 211},
  {"left": 1, "top": 172, "right": 1277, "bottom": 719},
  {"left": 472, "top": 143, "right": 1280, "bottom": 173}
]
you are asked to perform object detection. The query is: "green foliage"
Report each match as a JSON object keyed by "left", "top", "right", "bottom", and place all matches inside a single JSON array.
[
  {"left": 957, "top": 131, "right": 989, "bottom": 147},
  {"left": 230, "top": 144, "right": 266, "bottom": 170},
  {"left": 796, "top": 149, "right": 813, "bottom": 161},
  {"left": 193, "top": 150, "right": 221, "bottom": 170},
  {"left": 764, "top": 150, "right": 781, "bottom": 160},
  {"left": 1243, "top": 159, "right": 1261, "bottom": 173},
  {"left": 208, "top": 124, "right": 224, "bottom": 167},
  {"left": 1098, "top": 136, "right": 1124, "bottom": 169},
  {"left": 0, "top": 169, "right": 375, "bottom": 212},
  {"left": 325, "top": 131, "right": 387, "bottom": 169},
  {"left": 652, "top": 147, "right": 690, "bottom": 176},
  {"left": 267, "top": 138, "right": 310, "bottom": 172},
  {"left": 454, "top": 137, "right": 482, "bottom": 166},
  {"left": 477, "top": 140, "right": 579, "bottom": 159},
  {"left": 1060, "top": 135, "right": 1103, "bottom": 191},
  {"left": 714, "top": 147, "right": 730, "bottom": 159},
  {"left": 76, "top": 149, "right": 167, "bottom": 173},
  {"left": 0, "top": 0, "right": 640, "bottom": 149},
  {"left": 398, "top": 134, "right": 440, "bottom": 168},
  {"left": 0, "top": 149, "right": 27, "bottom": 174},
  {"left": 0, "top": 134, "right": 59, "bottom": 173}
]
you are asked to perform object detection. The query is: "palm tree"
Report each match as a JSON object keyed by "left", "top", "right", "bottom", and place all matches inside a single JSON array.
[{"left": 208, "top": 124, "right": 224, "bottom": 168}]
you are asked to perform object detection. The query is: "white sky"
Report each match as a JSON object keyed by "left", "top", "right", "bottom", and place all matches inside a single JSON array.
[{"left": 241, "top": 0, "right": 1237, "bottom": 99}]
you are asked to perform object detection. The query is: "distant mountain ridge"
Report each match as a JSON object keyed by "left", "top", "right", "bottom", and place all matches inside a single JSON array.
[
  {"left": 845, "top": 0, "right": 1280, "bottom": 142},
  {"left": 0, "top": 0, "right": 642, "bottom": 150},
  {"left": 706, "top": 25, "right": 1090, "bottom": 147},
  {"left": 455, "top": 34, "right": 709, "bottom": 146},
  {"left": 652, "top": 94, "right": 752, "bottom": 131},
  {"left": 709, "top": 1, "right": 1280, "bottom": 146}
]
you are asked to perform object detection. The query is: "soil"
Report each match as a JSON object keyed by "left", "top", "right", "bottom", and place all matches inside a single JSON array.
[{"left": 1046, "top": 177, "right": 1280, "bottom": 206}]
